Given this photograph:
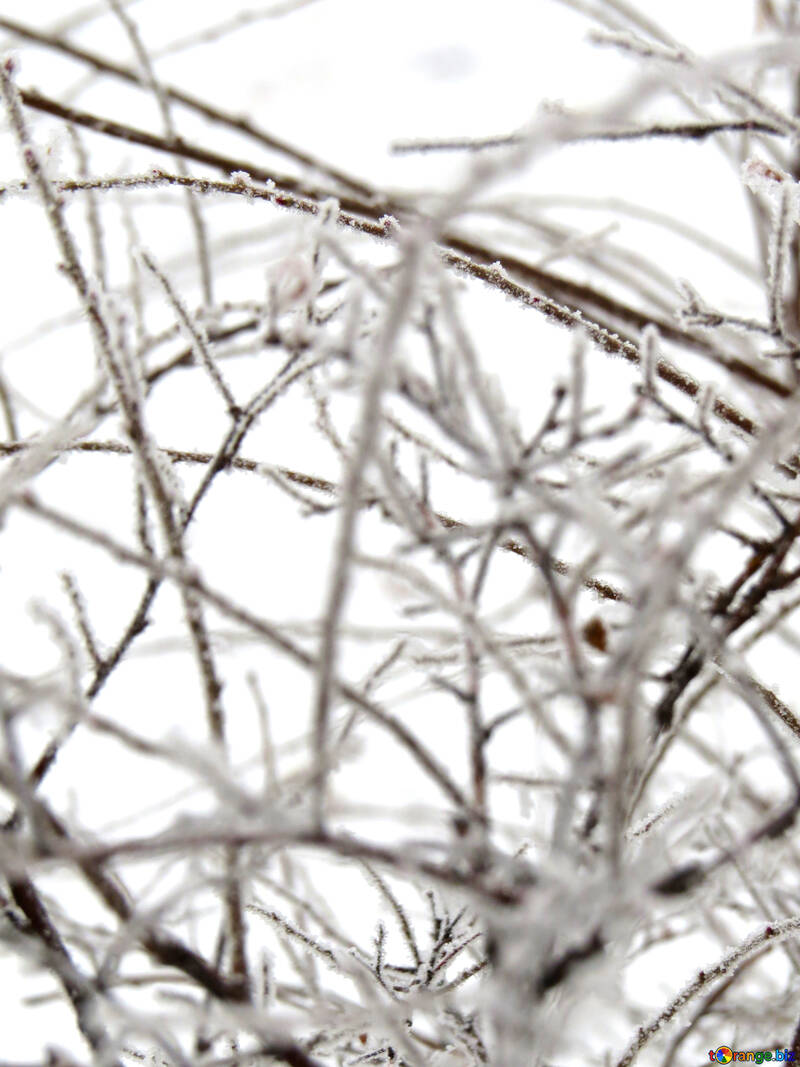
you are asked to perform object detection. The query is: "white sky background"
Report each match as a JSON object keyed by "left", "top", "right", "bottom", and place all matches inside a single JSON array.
[{"left": 0, "top": 0, "right": 793, "bottom": 1062}]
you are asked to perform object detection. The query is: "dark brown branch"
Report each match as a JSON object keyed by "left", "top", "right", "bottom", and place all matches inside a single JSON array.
[{"left": 392, "top": 119, "right": 783, "bottom": 154}]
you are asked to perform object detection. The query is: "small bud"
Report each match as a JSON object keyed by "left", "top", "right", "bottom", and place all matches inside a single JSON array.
[
  {"left": 380, "top": 214, "right": 400, "bottom": 237},
  {"left": 271, "top": 254, "right": 311, "bottom": 310},
  {"left": 582, "top": 616, "right": 608, "bottom": 652}
]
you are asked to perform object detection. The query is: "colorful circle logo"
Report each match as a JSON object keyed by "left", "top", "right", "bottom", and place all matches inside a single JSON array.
[{"left": 715, "top": 1050, "right": 733, "bottom": 1064}]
